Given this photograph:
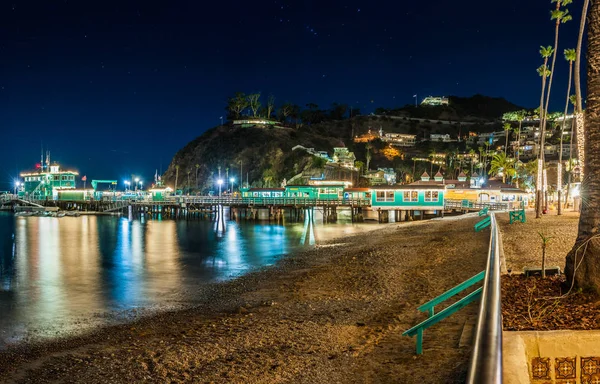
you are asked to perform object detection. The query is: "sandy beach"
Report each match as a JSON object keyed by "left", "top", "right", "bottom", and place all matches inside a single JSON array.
[{"left": 0, "top": 215, "right": 489, "bottom": 384}]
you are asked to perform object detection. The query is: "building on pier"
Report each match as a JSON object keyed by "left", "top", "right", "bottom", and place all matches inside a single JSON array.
[{"left": 20, "top": 159, "right": 78, "bottom": 200}]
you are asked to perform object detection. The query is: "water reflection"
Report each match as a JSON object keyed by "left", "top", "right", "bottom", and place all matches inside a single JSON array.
[{"left": 0, "top": 211, "right": 377, "bottom": 347}]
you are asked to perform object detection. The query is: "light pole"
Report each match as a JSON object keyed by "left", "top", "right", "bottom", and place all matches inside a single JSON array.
[
  {"left": 14, "top": 181, "right": 20, "bottom": 196},
  {"left": 135, "top": 177, "right": 140, "bottom": 192},
  {"left": 220, "top": 116, "right": 223, "bottom": 126},
  {"left": 230, "top": 177, "right": 235, "bottom": 193},
  {"left": 217, "top": 179, "right": 223, "bottom": 197},
  {"left": 124, "top": 180, "right": 131, "bottom": 192},
  {"left": 139, "top": 180, "right": 143, "bottom": 192}
]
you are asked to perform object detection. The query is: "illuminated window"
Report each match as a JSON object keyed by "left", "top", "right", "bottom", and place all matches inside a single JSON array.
[
  {"left": 403, "top": 191, "right": 418, "bottom": 202},
  {"left": 376, "top": 191, "right": 394, "bottom": 202},
  {"left": 425, "top": 191, "right": 439, "bottom": 202}
]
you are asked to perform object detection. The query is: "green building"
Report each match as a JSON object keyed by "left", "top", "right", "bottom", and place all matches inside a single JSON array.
[
  {"left": 369, "top": 185, "right": 446, "bottom": 211},
  {"left": 20, "top": 162, "right": 78, "bottom": 200}
]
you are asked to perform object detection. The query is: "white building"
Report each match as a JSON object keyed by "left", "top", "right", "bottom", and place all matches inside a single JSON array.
[
  {"left": 421, "top": 96, "right": 449, "bottom": 106},
  {"left": 381, "top": 132, "right": 416, "bottom": 147},
  {"left": 430, "top": 133, "right": 454, "bottom": 142}
]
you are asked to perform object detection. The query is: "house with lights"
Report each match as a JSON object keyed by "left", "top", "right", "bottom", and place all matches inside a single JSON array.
[
  {"left": 421, "top": 96, "right": 449, "bottom": 106},
  {"left": 332, "top": 147, "right": 356, "bottom": 168}
]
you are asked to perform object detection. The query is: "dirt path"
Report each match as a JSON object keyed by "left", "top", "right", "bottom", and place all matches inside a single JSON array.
[{"left": 0, "top": 216, "right": 489, "bottom": 384}]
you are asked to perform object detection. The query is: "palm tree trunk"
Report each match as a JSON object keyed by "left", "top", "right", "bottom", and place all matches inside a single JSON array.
[
  {"left": 504, "top": 130, "right": 509, "bottom": 156},
  {"left": 558, "top": 62, "right": 574, "bottom": 215},
  {"left": 538, "top": 16, "right": 562, "bottom": 216},
  {"left": 575, "top": 0, "right": 590, "bottom": 114},
  {"left": 565, "top": 118, "right": 576, "bottom": 209},
  {"left": 565, "top": 0, "right": 600, "bottom": 293},
  {"left": 517, "top": 120, "right": 522, "bottom": 162},
  {"left": 537, "top": 56, "right": 550, "bottom": 219}
]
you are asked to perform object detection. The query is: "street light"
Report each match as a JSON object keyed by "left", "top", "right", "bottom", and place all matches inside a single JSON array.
[
  {"left": 14, "top": 181, "right": 21, "bottom": 196},
  {"left": 135, "top": 178, "right": 140, "bottom": 192},
  {"left": 139, "top": 180, "right": 143, "bottom": 191},
  {"left": 217, "top": 179, "right": 223, "bottom": 197},
  {"left": 230, "top": 177, "right": 235, "bottom": 193},
  {"left": 124, "top": 180, "right": 131, "bottom": 192}
]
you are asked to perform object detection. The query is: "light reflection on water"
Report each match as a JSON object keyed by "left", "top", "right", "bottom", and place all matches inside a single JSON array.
[{"left": 0, "top": 210, "right": 376, "bottom": 346}]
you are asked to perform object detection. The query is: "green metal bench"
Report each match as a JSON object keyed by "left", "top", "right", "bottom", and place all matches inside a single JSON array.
[
  {"left": 403, "top": 270, "right": 485, "bottom": 354},
  {"left": 478, "top": 207, "right": 489, "bottom": 216},
  {"left": 474, "top": 215, "right": 491, "bottom": 232},
  {"left": 509, "top": 209, "right": 526, "bottom": 224}
]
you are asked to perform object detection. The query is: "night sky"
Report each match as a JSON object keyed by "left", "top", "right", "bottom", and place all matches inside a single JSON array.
[{"left": 0, "top": 0, "right": 586, "bottom": 189}]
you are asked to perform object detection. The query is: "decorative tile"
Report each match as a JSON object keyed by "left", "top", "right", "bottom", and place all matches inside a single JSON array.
[
  {"left": 582, "top": 357, "right": 600, "bottom": 384},
  {"left": 556, "top": 380, "right": 578, "bottom": 384},
  {"left": 556, "top": 357, "right": 577, "bottom": 379},
  {"left": 532, "top": 357, "right": 551, "bottom": 380},
  {"left": 583, "top": 373, "right": 600, "bottom": 384}
]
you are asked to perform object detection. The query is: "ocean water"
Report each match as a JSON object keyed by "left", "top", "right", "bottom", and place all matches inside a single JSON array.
[{"left": 0, "top": 210, "right": 375, "bottom": 347}]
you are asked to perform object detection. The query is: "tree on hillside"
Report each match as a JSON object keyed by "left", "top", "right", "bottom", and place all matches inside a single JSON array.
[
  {"left": 565, "top": 0, "right": 600, "bottom": 294},
  {"left": 175, "top": 164, "right": 180, "bottom": 192},
  {"left": 247, "top": 93, "right": 261, "bottom": 117},
  {"left": 195, "top": 163, "right": 200, "bottom": 189},
  {"left": 227, "top": 92, "right": 249, "bottom": 119},
  {"left": 536, "top": 47, "right": 553, "bottom": 219},
  {"left": 289, "top": 104, "right": 300, "bottom": 128},
  {"left": 266, "top": 94, "right": 275, "bottom": 119},
  {"left": 503, "top": 123, "right": 512, "bottom": 155},
  {"left": 278, "top": 103, "right": 293, "bottom": 122},
  {"left": 365, "top": 143, "right": 372, "bottom": 171},
  {"left": 558, "top": 48, "right": 576, "bottom": 215},
  {"left": 355, "top": 160, "right": 365, "bottom": 175},
  {"left": 488, "top": 153, "right": 515, "bottom": 184},
  {"left": 329, "top": 103, "right": 349, "bottom": 120}
]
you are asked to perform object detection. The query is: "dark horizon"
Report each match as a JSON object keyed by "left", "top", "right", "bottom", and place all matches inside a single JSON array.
[{"left": 0, "top": 0, "right": 587, "bottom": 189}]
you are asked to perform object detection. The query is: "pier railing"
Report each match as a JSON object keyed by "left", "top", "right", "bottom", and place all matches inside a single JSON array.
[
  {"left": 444, "top": 199, "right": 512, "bottom": 211},
  {"left": 466, "top": 212, "right": 503, "bottom": 383},
  {"left": 133, "top": 196, "right": 371, "bottom": 207}
]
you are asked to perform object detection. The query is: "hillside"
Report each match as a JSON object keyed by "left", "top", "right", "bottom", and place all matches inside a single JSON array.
[
  {"left": 162, "top": 125, "right": 348, "bottom": 193},
  {"left": 377, "top": 94, "right": 527, "bottom": 121},
  {"left": 163, "top": 95, "right": 527, "bottom": 192}
]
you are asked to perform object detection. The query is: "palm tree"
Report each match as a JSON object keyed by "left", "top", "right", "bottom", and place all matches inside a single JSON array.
[
  {"left": 195, "top": 163, "right": 200, "bottom": 189},
  {"left": 488, "top": 153, "right": 516, "bottom": 184},
  {"left": 365, "top": 143, "right": 372, "bottom": 171},
  {"left": 186, "top": 169, "right": 191, "bottom": 194},
  {"left": 515, "top": 110, "right": 527, "bottom": 161},
  {"left": 503, "top": 123, "right": 512, "bottom": 155},
  {"left": 543, "top": 1, "right": 573, "bottom": 126},
  {"left": 565, "top": 0, "right": 600, "bottom": 293},
  {"left": 174, "top": 164, "right": 180, "bottom": 192},
  {"left": 469, "top": 148, "right": 477, "bottom": 175},
  {"left": 541, "top": 1, "right": 572, "bottom": 167},
  {"left": 558, "top": 48, "right": 576, "bottom": 215},
  {"left": 536, "top": 49, "right": 553, "bottom": 219}
]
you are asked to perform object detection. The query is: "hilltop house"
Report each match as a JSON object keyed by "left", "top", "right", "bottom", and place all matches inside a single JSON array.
[
  {"left": 421, "top": 96, "right": 449, "bottom": 106},
  {"left": 332, "top": 147, "right": 356, "bottom": 168},
  {"left": 381, "top": 132, "right": 416, "bottom": 147},
  {"left": 429, "top": 133, "right": 454, "bottom": 142}
]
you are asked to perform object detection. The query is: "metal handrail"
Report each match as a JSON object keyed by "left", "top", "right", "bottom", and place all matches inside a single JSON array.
[{"left": 466, "top": 212, "right": 503, "bottom": 383}]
